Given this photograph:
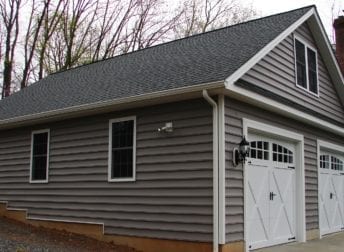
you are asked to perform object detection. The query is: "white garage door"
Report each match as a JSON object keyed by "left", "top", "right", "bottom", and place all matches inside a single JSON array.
[
  {"left": 319, "top": 152, "right": 344, "bottom": 235},
  {"left": 246, "top": 134, "right": 296, "bottom": 250}
]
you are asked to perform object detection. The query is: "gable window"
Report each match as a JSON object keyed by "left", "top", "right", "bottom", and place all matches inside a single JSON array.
[
  {"left": 294, "top": 37, "right": 318, "bottom": 96},
  {"left": 108, "top": 116, "right": 136, "bottom": 182},
  {"left": 30, "top": 130, "right": 50, "bottom": 183}
]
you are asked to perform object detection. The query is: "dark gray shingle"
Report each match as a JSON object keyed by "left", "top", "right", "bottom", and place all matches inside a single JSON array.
[{"left": 0, "top": 6, "right": 313, "bottom": 120}]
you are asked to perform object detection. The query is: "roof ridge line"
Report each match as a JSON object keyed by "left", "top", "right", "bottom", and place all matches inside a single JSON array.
[{"left": 49, "top": 4, "right": 315, "bottom": 77}]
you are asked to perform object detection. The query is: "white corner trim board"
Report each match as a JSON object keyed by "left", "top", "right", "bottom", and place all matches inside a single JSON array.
[{"left": 242, "top": 119, "right": 306, "bottom": 252}]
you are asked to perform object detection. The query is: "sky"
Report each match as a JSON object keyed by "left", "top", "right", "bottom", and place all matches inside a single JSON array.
[{"left": 242, "top": 0, "right": 344, "bottom": 42}]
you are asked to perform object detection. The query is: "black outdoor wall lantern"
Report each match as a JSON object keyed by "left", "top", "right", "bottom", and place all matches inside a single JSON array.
[{"left": 233, "top": 136, "right": 250, "bottom": 166}]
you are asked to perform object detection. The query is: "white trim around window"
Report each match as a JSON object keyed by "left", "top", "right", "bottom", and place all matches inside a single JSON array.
[
  {"left": 30, "top": 129, "right": 50, "bottom": 184},
  {"left": 293, "top": 34, "right": 319, "bottom": 97},
  {"left": 108, "top": 116, "right": 136, "bottom": 182}
]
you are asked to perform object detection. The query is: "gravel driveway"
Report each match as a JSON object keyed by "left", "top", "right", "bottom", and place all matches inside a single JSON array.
[{"left": 0, "top": 217, "right": 138, "bottom": 252}]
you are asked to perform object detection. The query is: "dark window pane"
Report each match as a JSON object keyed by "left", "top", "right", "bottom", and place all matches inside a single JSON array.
[
  {"left": 251, "top": 149, "right": 256, "bottom": 158},
  {"left": 307, "top": 48, "right": 318, "bottom": 94},
  {"left": 273, "top": 153, "right": 277, "bottom": 161},
  {"left": 273, "top": 143, "right": 277, "bottom": 152},
  {"left": 31, "top": 132, "right": 48, "bottom": 181},
  {"left": 32, "top": 156, "right": 47, "bottom": 180},
  {"left": 257, "top": 150, "right": 262, "bottom": 159},
  {"left": 295, "top": 40, "right": 307, "bottom": 88},
  {"left": 251, "top": 142, "right": 256, "bottom": 148},
  {"left": 112, "top": 121, "right": 134, "bottom": 148},
  {"left": 264, "top": 152, "right": 269, "bottom": 160},
  {"left": 111, "top": 119, "right": 134, "bottom": 179},
  {"left": 264, "top": 142, "right": 269, "bottom": 150},
  {"left": 278, "top": 145, "right": 282, "bottom": 153},
  {"left": 33, "top": 133, "right": 48, "bottom": 155},
  {"left": 257, "top": 141, "right": 262, "bottom": 149}
]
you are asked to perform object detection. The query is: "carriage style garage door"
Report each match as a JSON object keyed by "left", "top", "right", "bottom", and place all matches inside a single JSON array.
[
  {"left": 319, "top": 151, "right": 344, "bottom": 235},
  {"left": 246, "top": 134, "right": 297, "bottom": 250}
]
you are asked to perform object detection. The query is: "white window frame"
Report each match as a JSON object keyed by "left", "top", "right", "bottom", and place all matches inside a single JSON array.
[
  {"left": 293, "top": 34, "right": 319, "bottom": 97},
  {"left": 30, "top": 129, "right": 50, "bottom": 184},
  {"left": 108, "top": 116, "right": 136, "bottom": 182}
]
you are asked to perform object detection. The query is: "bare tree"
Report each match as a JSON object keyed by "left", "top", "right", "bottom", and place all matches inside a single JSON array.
[
  {"left": 61, "top": 0, "right": 98, "bottom": 70},
  {"left": 0, "top": 0, "right": 258, "bottom": 96},
  {"left": 37, "top": 0, "right": 65, "bottom": 79},
  {"left": 174, "top": 0, "right": 258, "bottom": 38},
  {"left": 20, "top": 0, "right": 51, "bottom": 89},
  {"left": 0, "top": 0, "right": 21, "bottom": 98},
  {"left": 125, "top": 0, "right": 183, "bottom": 52},
  {"left": 90, "top": 0, "right": 137, "bottom": 61}
]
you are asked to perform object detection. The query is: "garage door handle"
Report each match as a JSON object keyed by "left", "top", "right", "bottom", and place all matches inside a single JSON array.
[
  {"left": 270, "top": 192, "right": 277, "bottom": 200},
  {"left": 330, "top": 193, "right": 335, "bottom": 199}
]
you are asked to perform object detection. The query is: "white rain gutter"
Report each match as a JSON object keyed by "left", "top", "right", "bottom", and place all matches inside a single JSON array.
[{"left": 202, "top": 90, "right": 219, "bottom": 252}]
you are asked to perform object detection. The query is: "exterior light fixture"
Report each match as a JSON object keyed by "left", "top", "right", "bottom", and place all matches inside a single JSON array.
[
  {"left": 158, "top": 122, "right": 173, "bottom": 133},
  {"left": 233, "top": 136, "right": 250, "bottom": 166}
]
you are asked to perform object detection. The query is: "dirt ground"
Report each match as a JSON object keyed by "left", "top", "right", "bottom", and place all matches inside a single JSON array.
[{"left": 0, "top": 217, "right": 138, "bottom": 252}]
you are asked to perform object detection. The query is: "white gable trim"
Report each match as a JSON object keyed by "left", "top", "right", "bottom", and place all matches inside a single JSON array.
[
  {"left": 225, "top": 7, "right": 315, "bottom": 87},
  {"left": 225, "top": 6, "right": 344, "bottom": 137},
  {"left": 308, "top": 10, "right": 344, "bottom": 105}
]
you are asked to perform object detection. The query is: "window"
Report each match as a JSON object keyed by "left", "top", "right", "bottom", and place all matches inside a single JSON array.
[
  {"left": 249, "top": 141, "right": 269, "bottom": 160},
  {"left": 320, "top": 154, "right": 343, "bottom": 171},
  {"left": 331, "top": 156, "right": 343, "bottom": 171},
  {"left": 273, "top": 143, "right": 293, "bottom": 163},
  {"left": 30, "top": 130, "right": 50, "bottom": 183},
  {"left": 108, "top": 116, "right": 136, "bottom": 182},
  {"left": 320, "top": 155, "right": 330, "bottom": 169},
  {"left": 294, "top": 38, "right": 318, "bottom": 96}
]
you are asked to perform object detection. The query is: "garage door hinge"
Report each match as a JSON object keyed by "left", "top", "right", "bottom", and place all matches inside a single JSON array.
[{"left": 288, "top": 237, "right": 295, "bottom": 241}]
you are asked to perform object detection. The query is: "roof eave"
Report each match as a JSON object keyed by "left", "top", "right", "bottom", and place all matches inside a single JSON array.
[{"left": 0, "top": 81, "right": 225, "bottom": 130}]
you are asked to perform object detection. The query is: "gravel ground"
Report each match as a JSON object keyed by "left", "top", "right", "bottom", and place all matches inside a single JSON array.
[{"left": 0, "top": 217, "right": 138, "bottom": 252}]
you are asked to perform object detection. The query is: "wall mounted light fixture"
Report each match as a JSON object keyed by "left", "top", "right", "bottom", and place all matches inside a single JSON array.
[
  {"left": 158, "top": 122, "right": 173, "bottom": 133},
  {"left": 233, "top": 136, "right": 250, "bottom": 166}
]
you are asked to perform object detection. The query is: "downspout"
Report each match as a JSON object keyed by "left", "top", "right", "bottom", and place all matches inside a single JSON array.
[{"left": 202, "top": 90, "right": 219, "bottom": 252}]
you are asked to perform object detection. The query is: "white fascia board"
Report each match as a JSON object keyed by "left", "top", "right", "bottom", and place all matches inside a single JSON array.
[
  {"left": 0, "top": 81, "right": 224, "bottom": 129},
  {"left": 225, "top": 8, "right": 315, "bottom": 87},
  {"left": 225, "top": 85, "right": 344, "bottom": 137}
]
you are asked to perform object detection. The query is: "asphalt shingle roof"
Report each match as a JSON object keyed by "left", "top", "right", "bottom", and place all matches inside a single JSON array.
[{"left": 0, "top": 6, "right": 313, "bottom": 121}]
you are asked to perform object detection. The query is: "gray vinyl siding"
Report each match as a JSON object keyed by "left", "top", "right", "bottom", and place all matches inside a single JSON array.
[
  {"left": 0, "top": 99, "right": 214, "bottom": 242},
  {"left": 240, "top": 22, "right": 344, "bottom": 125},
  {"left": 225, "top": 97, "right": 344, "bottom": 243}
]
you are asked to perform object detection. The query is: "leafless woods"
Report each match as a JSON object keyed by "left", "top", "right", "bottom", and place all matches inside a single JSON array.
[{"left": 0, "top": 0, "right": 258, "bottom": 98}]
